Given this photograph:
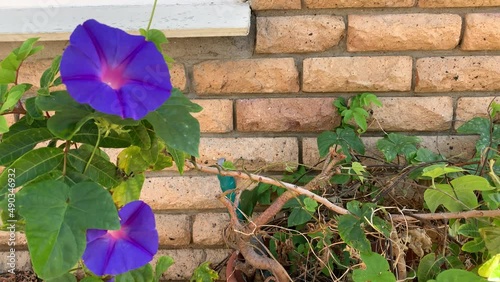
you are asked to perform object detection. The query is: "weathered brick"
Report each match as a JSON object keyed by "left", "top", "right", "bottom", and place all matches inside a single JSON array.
[
  {"left": 455, "top": 97, "right": 500, "bottom": 128},
  {"left": 462, "top": 14, "right": 500, "bottom": 51},
  {"left": 198, "top": 137, "right": 299, "bottom": 170},
  {"left": 250, "top": 0, "right": 301, "bottom": 10},
  {"left": 192, "top": 213, "right": 229, "bottom": 246},
  {"left": 170, "top": 63, "right": 187, "bottom": 91},
  {"left": 236, "top": 98, "right": 340, "bottom": 132},
  {"left": 303, "top": 57, "right": 412, "bottom": 92},
  {"left": 369, "top": 97, "right": 453, "bottom": 131},
  {"left": 347, "top": 14, "right": 461, "bottom": 51},
  {"left": 141, "top": 176, "right": 225, "bottom": 210},
  {"left": 302, "top": 135, "right": 478, "bottom": 168},
  {"left": 0, "top": 230, "right": 27, "bottom": 250},
  {"left": 415, "top": 56, "right": 500, "bottom": 92},
  {"left": 192, "top": 99, "right": 233, "bottom": 133},
  {"left": 0, "top": 250, "right": 31, "bottom": 272},
  {"left": 305, "top": 0, "right": 415, "bottom": 8},
  {"left": 419, "top": 0, "right": 500, "bottom": 7},
  {"left": 156, "top": 214, "right": 191, "bottom": 246},
  {"left": 4, "top": 114, "right": 16, "bottom": 127},
  {"left": 193, "top": 58, "right": 299, "bottom": 94},
  {"left": 154, "top": 249, "right": 229, "bottom": 280},
  {"left": 154, "top": 249, "right": 205, "bottom": 280},
  {"left": 256, "top": 16, "right": 345, "bottom": 53}
]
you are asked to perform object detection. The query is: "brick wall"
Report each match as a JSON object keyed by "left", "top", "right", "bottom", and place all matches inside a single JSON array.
[{"left": 1, "top": 0, "right": 500, "bottom": 280}]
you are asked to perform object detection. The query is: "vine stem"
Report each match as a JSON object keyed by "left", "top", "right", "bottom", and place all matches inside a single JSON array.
[
  {"left": 186, "top": 161, "right": 500, "bottom": 222},
  {"left": 83, "top": 127, "right": 102, "bottom": 174},
  {"left": 185, "top": 161, "right": 350, "bottom": 216},
  {"left": 146, "top": 0, "right": 159, "bottom": 31},
  {"left": 62, "top": 141, "right": 71, "bottom": 176}
]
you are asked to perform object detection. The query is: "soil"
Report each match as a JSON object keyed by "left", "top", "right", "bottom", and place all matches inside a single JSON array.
[{"left": 0, "top": 271, "right": 41, "bottom": 282}]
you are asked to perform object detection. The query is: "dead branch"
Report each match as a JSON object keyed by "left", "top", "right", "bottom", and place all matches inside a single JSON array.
[{"left": 391, "top": 209, "right": 500, "bottom": 222}]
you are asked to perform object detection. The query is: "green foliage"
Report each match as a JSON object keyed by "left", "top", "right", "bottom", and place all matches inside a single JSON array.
[
  {"left": 478, "top": 253, "right": 500, "bottom": 281},
  {"left": 427, "top": 269, "right": 487, "bottom": 282},
  {"left": 190, "top": 262, "right": 219, "bottom": 282},
  {"left": 334, "top": 93, "right": 382, "bottom": 133},
  {"left": 417, "top": 253, "right": 445, "bottom": 282},
  {"left": 352, "top": 252, "right": 396, "bottom": 282},
  {"left": 17, "top": 180, "right": 120, "bottom": 279},
  {"left": 317, "top": 127, "right": 365, "bottom": 160},
  {"left": 376, "top": 133, "right": 421, "bottom": 162},
  {"left": 457, "top": 117, "right": 500, "bottom": 158}
]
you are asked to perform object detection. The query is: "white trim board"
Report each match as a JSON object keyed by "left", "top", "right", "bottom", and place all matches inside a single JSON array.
[{"left": 0, "top": 0, "right": 251, "bottom": 42}]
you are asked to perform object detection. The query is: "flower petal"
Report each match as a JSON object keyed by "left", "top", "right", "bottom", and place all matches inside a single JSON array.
[
  {"left": 83, "top": 201, "right": 159, "bottom": 276},
  {"left": 118, "top": 82, "right": 171, "bottom": 120}
]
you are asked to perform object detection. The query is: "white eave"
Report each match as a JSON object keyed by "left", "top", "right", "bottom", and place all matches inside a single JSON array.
[{"left": 0, "top": 0, "right": 251, "bottom": 42}]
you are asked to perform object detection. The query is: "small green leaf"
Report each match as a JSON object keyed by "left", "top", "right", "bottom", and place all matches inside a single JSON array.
[
  {"left": 47, "top": 111, "right": 94, "bottom": 140},
  {"left": 154, "top": 256, "right": 175, "bottom": 282},
  {"left": 112, "top": 173, "right": 145, "bottom": 208},
  {"left": 0, "top": 84, "right": 30, "bottom": 113},
  {"left": 0, "top": 115, "right": 8, "bottom": 134},
  {"left": 457, "top": 223, "right": 481, "bottom": 238},
  {"left": 17, "top": 180, "right": 119, "bottom": 279},
  {"left": 190, "top": 262, "right": 219, "bottom": 282},
  {"left": 0, "top": 128, "right": 54, "bottom": 166},
  {"left": 115, "top": 262, "right": 154, "bottom": 282},
  {"left": 16, "top": 38, "right": 42, "bottom": 61},
  {"left": 287, "top": 207, "right": 313, "bottom": 227},
  {"left": 25, "top": 97, "right": 44, "bottom": 120},
  {"left": 0, "top": 53, "right": 21, "bottom": 83},
  {"left": 72, "top": 121, "right": 131, "bottom": 148},
  {"left": 417, "top": 253, "right": 444, "bottom": 282},
  {"left": 45, "top": 272, "right": 77, "bottom": 282},
  {"left": 352, "top": 252, "right": 396, "bottom": 282},
  {"left": 431, "top": 269, "right": 487, "bottom": 282},
  {"left": 480, "top": 227, "right": 500, "bottom": 254},
  {"left": 67, "top": 149, "right": 120, "bottom": 188},
  {"left": 458, "top": 117, "right": 500, "bottom": 158},
  {"left": 146, "top": 89, "right": 201, "bottom": 157},
  {"left": 317, "top": 127, "right": 365, "bottom": 159},
  {"left": 422, "top": 164, "right": 464, "bottom": 179},
  {"left": 376, "top": 133, "right": 421, "bottom": 162},
  {"left": 478, "top": 253, "right": 500, "bottom": 281},
  {"left": 303, "top": 197, "right": 318, "bottom": 212},
  {"left": 338, "top": 214, "right": 371, "bottom": 253},
  {"left": 351, "top": 162, "right": 367, "bottom": 183},
  {"left": 80, "top": 277, "right": 104, "bottom": 282},
  {"left": 118, "top": 146, "right": 150, "bottom": 175},
  {"left": 142, "top": 29, "right": 169, "bottom": 53},
  {"left": 462, "top": 237, "right": 485, "bottom": 253},
  {"left": 167, "top": 144, "right": 187, "bottom": 174}
]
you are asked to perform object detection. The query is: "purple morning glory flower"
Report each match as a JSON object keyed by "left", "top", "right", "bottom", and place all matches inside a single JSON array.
[
  {"left": 82, "top": 200, "right": 159, "bottom": 276},
  {"left": 60, "top": 19, "right": 172, "bottom": 120}
]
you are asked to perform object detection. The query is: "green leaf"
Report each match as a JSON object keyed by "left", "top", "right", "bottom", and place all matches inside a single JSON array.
[
  {"left": 115, "top": 263, "right": 154, "bottom": 282},
  {"left": 352, "top": 252, "right": 396, "bottom": 282},
  {"left": 338, "top": 214, "right": 371, "bottom": 253},
  {"left": 478, "top": 253, "right": 500, "bottom": 281},
  {"left": 39, "top": 55, "right": 61, "bottom": 89},
  {"left": 72, "top": 121, "right": 131, "bottom": 148},
  {"left": 45, "top": 272, "right": 77, "bottom": 282},
  {"left": 190, "top": 262, "right": 219, "bottom": 282},
  {"left": 118, "top": 146, "right": 150, "bottom": 175},
  {"left": 0, "top": 128, "right": 54, "bottom": 166},
  {"left": 458, "top": 117, "right": 500, "bottom": 158},
  {"left": 16, "top": 38, "right": 42, "bottom": 61},
  {"left": 431, "top": 269, "right": 487, "bottom": 282},
  {"left": 352, "top": 107, "right": 369, "bottom": 133},
  {"left": 112, "top": 173, "right": 145, "bottom": 208},
  {"left": 351, "top": 162, "right": 367, "bottom": 183},
  {"left": 80, "top": 277, "right": 104, "bottom": 282},
  {"left": 141, "top": 28, "right": 169, "bottom": 53},
  {"left": 25, "top": 96, "right": 44, "bottom": 120},
  {"left": 417, "top": 253, "right": 443, "bottom": 282},
  {"left": 167, "top": 144, "right": 187, "bottom": 174},
  {"left": 146, "top": 89, "right": 201, "bottom": 157},
  {"left": 414, "top": 148, "right": 443, "bottom": 163},
  {"left": 0, "top": 115, "right": 8, "bottom": 134},
  {"left": 47, "top": 111, "right": 94, "bottom": 140},
  {"left": 2, "top": 117, "right": 46, "bottom": 139},
  {"left": 154, "top": 256, "right": 175, "bottom": 282},
  {"left": 480, "top": 227, "right": 500, "bottom": 254},
  {"left": 457, "top": 223, "right": 481, "bottom": 238},
  {"left": 376, "top": 133, "right": 421, "bottom": 162},
  {"left": 424, "top": 175, "right": 493, "bottom": 212},
  {"left": 17, "top": 180, "right": 119, "bottom": 279},
  {"left": 128, "top": 123, "right": 152, "bottom": 149},
  {"left": 36, "top": 91, "right": 91, "bottom": 112},
  {"left": 422, "top": 164, "right": 464, "bottom": 179},
  {"left": 0, "top": 147, "right": 64, "bottom": 197},
  {"left": 0, "top": 84, "right": 30, "bottom": 113},
  {"left": 287, "top": 207, "right": 313, "bottom": 227},
  {"left": 317, "top": 127, "right": 365, "bottom": 159},
  {"left": 0, "top": 53, "right": 21, "bottom": 83},
  {"left": 462, "top": 237, "right": 485, "bottom": 253},
  {"left": 67, "top": 149, "right": 120, "bottom": 188},
  {"left": 303, "top": 197, "right": 318, "bottom": 212}
]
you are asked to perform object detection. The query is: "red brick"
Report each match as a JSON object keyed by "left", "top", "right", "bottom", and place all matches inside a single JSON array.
[
  {"left": 236, "top": 98, "right": 340, "bottom": 132},
  {"left": 419, "top": 0, "right": 500, "bottom": 7},
  {"left": 369, "top": 97, "right": 453, "bottom": 131},
  {"left": 305, "top": 0, "right": 415, "bottom": 8},
  {"left": 192, "top": 99, "right": 233, "bottom": 133},
  {"left": 170, "top": 63, "right": 187, "bottom": 91},
  {"left": 415, "top": 56, "right": 500, "bottom": 92},
  {"left": 256, "top": 16, "right": 345, "bottom": 53},
  {"left": 462, "top": 13, "right": 500, "bottom": 51},
  {"left": 193, "top": 58, "right": 299, "bottom": 94},
  {"left": 303, "top": 57, "right": 412, "bottom": 92},
  {"left": 348, "top": 14, "right": 461, "bottom": 51},
  {"left": 251, "top": 0, "right": 301, "bottom": 10}
]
